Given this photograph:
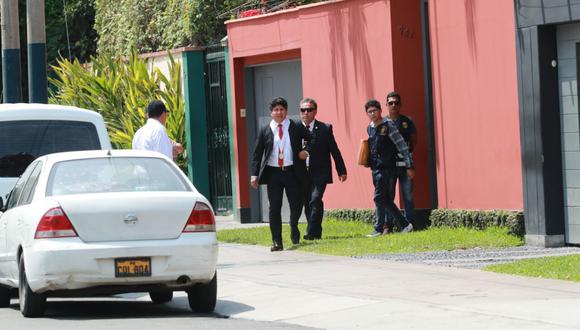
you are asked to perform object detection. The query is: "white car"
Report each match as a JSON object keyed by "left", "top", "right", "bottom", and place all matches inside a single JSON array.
[
  {"left": 0, "top": 104, "right": 112, "bottom": 201},
  {"left": 0, "top": 150, "right": 218, "bottom": 317}
]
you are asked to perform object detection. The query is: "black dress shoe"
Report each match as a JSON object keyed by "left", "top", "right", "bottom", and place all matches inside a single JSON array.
[
  {"left": 270, "top": 243, "right": 283, "bottom": 252},
  {"left": 303, "top": 234, "right": 315, "bottom": 240},
  {"left": 291, "top": 238, "right": 300, "bottom": 245}
]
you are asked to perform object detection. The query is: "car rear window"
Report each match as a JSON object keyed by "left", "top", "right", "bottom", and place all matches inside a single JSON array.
[
  {"left": 0, "top": 120, "right": 101, "bottom": 177},
  {"left": 46, "top": 157, "right": 191, "bottom": 196}
]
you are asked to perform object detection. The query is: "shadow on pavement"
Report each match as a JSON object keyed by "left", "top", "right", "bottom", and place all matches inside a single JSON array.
[{"left": 6, "top": 297, "right": 254, "bottom": 320}]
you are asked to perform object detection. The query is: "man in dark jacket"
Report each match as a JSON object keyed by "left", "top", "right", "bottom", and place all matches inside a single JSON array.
[
  {"left": 385, "top": 91, "right": 417, "bottom": 231},
  {"left": 251, "top": 97, "right": 310, "bottom": 251},
  {"left": 364, "top": 99, "right": 414, "bottom": 237},
  {"left": 300, "top": 98, "right": 347, "bottom": 240}
]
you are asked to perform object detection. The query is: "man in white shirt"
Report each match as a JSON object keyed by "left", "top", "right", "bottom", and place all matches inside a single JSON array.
[{"left": 132, "top": 100, "right": 183, "bottom": 160}]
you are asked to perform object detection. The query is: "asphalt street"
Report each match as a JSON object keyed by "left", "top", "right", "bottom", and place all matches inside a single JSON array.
[{"left": 0, "top": 293, "right": 315, "bottom": 329}]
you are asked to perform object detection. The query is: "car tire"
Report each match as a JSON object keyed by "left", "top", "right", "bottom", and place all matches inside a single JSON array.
[
  {"left": 0, "top": 285, "right": 10, "bottom": 308},
  {"left": 19, "top": 256, "right": 46, "bottom": 318},
  {"left": 149, "top": 290, "right": 173, "bottom": 304},
  {"left": 187, "top": 272, "right": 217, "bottom": 313}
]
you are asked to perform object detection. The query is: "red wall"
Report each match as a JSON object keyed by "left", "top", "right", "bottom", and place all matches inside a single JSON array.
[
  {"left": 390, "top": 0, "right": 429, "bottom": 209},
  {"left": 227, "top": 0, "right": 429, "bottom": 211},
  {"left": 429, "top": 0, "right": 523, "bottom": 209}
]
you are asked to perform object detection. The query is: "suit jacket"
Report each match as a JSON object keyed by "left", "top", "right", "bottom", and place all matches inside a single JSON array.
[
  {"left": 251, "top": 119, "right": 310, "bottom": 185},
  {"left": 306, "top": 120, "right": 347, "bottom": 185}
]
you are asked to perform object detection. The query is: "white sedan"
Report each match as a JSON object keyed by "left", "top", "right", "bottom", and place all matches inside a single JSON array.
[{"left": 0, "top": 150, "right": 218, "bottom": 317}]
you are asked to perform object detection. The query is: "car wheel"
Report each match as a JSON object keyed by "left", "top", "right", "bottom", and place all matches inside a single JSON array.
[
  {"left": 187, "top": 272, "right": 217, "bottom": 313},
  {"left": 0, "top": 285, "right": 10, "bottom": 307},
  {"left": 149, "top": 290, "right": 173, "bottom": 304},
  {"left": 19, "top": 256, "right": 46, "bottom": 318}
]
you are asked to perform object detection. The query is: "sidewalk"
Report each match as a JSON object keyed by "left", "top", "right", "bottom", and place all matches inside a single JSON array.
[
  {"left": 216, "top": 243, "right": 580, "bottom": 329},
  {"left": 215, "top": 215, "right": 268, "bottom": 230}
]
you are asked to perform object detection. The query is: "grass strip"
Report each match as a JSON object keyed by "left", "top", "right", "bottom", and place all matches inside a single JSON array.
[
  {"left": 485, "top": 255, "right": 580, "bottom": 282},
  {"left": 217, "top": 219, "right": 523, "bottom": 256}
]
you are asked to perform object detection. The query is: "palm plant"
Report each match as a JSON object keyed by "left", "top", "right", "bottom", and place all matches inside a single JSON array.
[{"left": 49, "top": 50, "right": 187, "bottom": 172}]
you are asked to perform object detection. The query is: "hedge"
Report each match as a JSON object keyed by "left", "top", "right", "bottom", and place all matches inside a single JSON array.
[{"left": 325, "top": 208, "right": 525, "bottom": 238}]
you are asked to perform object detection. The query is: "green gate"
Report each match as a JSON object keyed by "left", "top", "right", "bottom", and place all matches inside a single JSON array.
[{"left": 205, "top": 47, "right": 232, "bottom": 215}]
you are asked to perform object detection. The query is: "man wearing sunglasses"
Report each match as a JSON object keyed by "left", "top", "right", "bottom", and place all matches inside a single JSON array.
[
  {"left": 364, "top": 99, "right": 414, "bottom": 237},
  {"left": 299, "top": 98, "right": 347, "bottom": 240},
  {"left": 385, "top": 91, "right": 417, "bottom": 234}
]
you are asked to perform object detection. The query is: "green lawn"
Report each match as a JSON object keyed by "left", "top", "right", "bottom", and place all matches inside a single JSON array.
[
  {"left": 485, "top": 255, "right": 580, "bottom": 282},
  {"left": 217, "top": 220, "right": 523, "bottom": 256}
]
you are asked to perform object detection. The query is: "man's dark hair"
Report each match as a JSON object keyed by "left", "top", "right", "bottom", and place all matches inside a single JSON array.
[
  {"left": 365, "top": 99, "right": 381, "bottom": 111},
  {"left": 300, "top": 98, "right": 317, "bottom": 110},
  {"left": 146, "top": 100, "right": 168, "bottom": 118},
  {"left": 270, "top": 97, "right": 288, "bottom": 111},
  {"left": 386, "top": 91, "right": 401, "bottom": 103}
]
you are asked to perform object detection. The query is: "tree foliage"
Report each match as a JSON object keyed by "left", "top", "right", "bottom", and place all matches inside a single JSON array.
[
  {"left": 48, "top": 51, "right": 187, "bottom": 172},
  {"left": 95, "top": 0, "right": 232, "bottom": 55},
  {"left": 46, "top": 0, "right": 98, "bottom": 65},
  {"left": 94, "top": 0, "right": 326, "bottom": 55}
]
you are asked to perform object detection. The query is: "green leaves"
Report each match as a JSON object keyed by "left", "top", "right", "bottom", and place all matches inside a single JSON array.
[
  {"left": 49, "top": 50, "right": 188, "bottom": 173},
  {"left": 95, "top": 0, "right": 228, "bottom": 56},
  {"left": 430, "top": 209, "right": 525, "bottom": 238}
]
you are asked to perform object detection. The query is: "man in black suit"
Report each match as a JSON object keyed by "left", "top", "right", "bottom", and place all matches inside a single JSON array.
[
  {"left": 300, "top": 98, "right": 347, "bottom": 240},
  {"left": 251, "top": 97, "right": 310, "bottom": 252}
]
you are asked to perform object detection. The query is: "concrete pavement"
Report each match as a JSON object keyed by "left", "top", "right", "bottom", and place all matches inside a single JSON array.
[{"left": 216, "top": 243, "right": 580, "bottom": 329}]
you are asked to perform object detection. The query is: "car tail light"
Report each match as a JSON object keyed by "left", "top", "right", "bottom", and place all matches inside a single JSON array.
[
  {"left": 35, "top": 207, "right": 78, "bottom": 239},
  {"left": 183, "top": 202, "right": 215, "bottom": 232}
]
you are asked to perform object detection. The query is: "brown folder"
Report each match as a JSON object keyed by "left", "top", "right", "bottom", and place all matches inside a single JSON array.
[{"left": 357, "top": 139, "right": 369, "bottom": 167}]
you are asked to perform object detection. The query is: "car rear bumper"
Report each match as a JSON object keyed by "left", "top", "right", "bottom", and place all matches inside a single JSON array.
[{"left": 24, "top": 233, "right": 218, "bottom": 293}]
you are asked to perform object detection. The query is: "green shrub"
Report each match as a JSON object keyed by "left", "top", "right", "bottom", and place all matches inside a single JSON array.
[
  {"left": 48, "top": 50, "right": 187, "bottom": 173},
  {"left": 325, "top": 208, "right": 375, "bottom": 224},
  {"left": 325, "top": 208, "right": 525, "bottom": 238},
  {"left": 430, "top": 209, "right": 525, "bottom": 238}
]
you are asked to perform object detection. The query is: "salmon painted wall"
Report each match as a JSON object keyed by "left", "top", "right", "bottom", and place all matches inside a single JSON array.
[
  {"left": 429, "top": 0, "right": 523, "bottom": 209},
  {"left": 227, "top": 0, "right": 429, "bottom": 211},
  {"left": 389, "top": 0, "right": 429, "bottom": 209}
]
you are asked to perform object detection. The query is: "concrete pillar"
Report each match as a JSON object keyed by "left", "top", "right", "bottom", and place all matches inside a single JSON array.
[
  {"left": 26, "top": 0, "right": 47, "bottom": 103},
  {"left": 1, "top": 0, "right": 22, "bottom": 103}
]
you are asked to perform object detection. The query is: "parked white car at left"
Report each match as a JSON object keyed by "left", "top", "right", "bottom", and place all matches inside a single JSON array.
[{"left": 0, "top": 150, "right": 218, "bottom": 317}]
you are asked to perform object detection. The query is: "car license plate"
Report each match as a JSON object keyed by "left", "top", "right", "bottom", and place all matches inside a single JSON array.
[{"left": 115, "top": 257, "right": 151, "bottom": 277}]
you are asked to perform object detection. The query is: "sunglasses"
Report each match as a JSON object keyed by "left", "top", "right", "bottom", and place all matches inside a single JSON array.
[
  {"left": 387, "top": 101, "right": 400, "bottom": 106},
  {"left": 300, "top": 108, "right": 316, "bottom": 113}
]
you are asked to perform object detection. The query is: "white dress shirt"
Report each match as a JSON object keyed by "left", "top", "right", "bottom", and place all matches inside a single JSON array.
[
  {"left": 132, "top": 118, "right": 173, "bottom": 160},
  {"left": 267, "top": 118, "right": 293, "bottom": 167}
]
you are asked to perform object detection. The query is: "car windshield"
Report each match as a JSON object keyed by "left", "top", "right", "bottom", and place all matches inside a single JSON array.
[
  {"left": 0, "top": 120, "right": 101, "bottom": 178},
  {"left": 46, "top": 157, "right": 191, "bottom": 196}
]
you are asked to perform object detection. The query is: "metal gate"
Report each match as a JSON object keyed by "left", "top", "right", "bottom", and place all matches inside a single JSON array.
[{"left": 205, "top": 47, "right": 232, "bottom": 215}]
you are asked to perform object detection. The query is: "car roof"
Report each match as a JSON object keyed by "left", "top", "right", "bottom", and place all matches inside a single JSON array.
[
  {"left": 36, "top": 150, "right": 170, "bottom": 164},
  {"left": 0, "top": 104, "right": 104, "bottom": 122}
]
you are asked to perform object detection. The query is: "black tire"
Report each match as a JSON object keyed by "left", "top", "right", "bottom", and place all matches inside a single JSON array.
[
  {"left": 19, "top": 256, "right": 46, "bottom": 318},
  {"left": 149, "top": 290, "right": 173, "bottom": 304},
  {"left": 187, "top": 272, "right": 217, "bottom": 313},
  {"left": 0, "top": 285, "right": 10, "bottom": 307}
]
